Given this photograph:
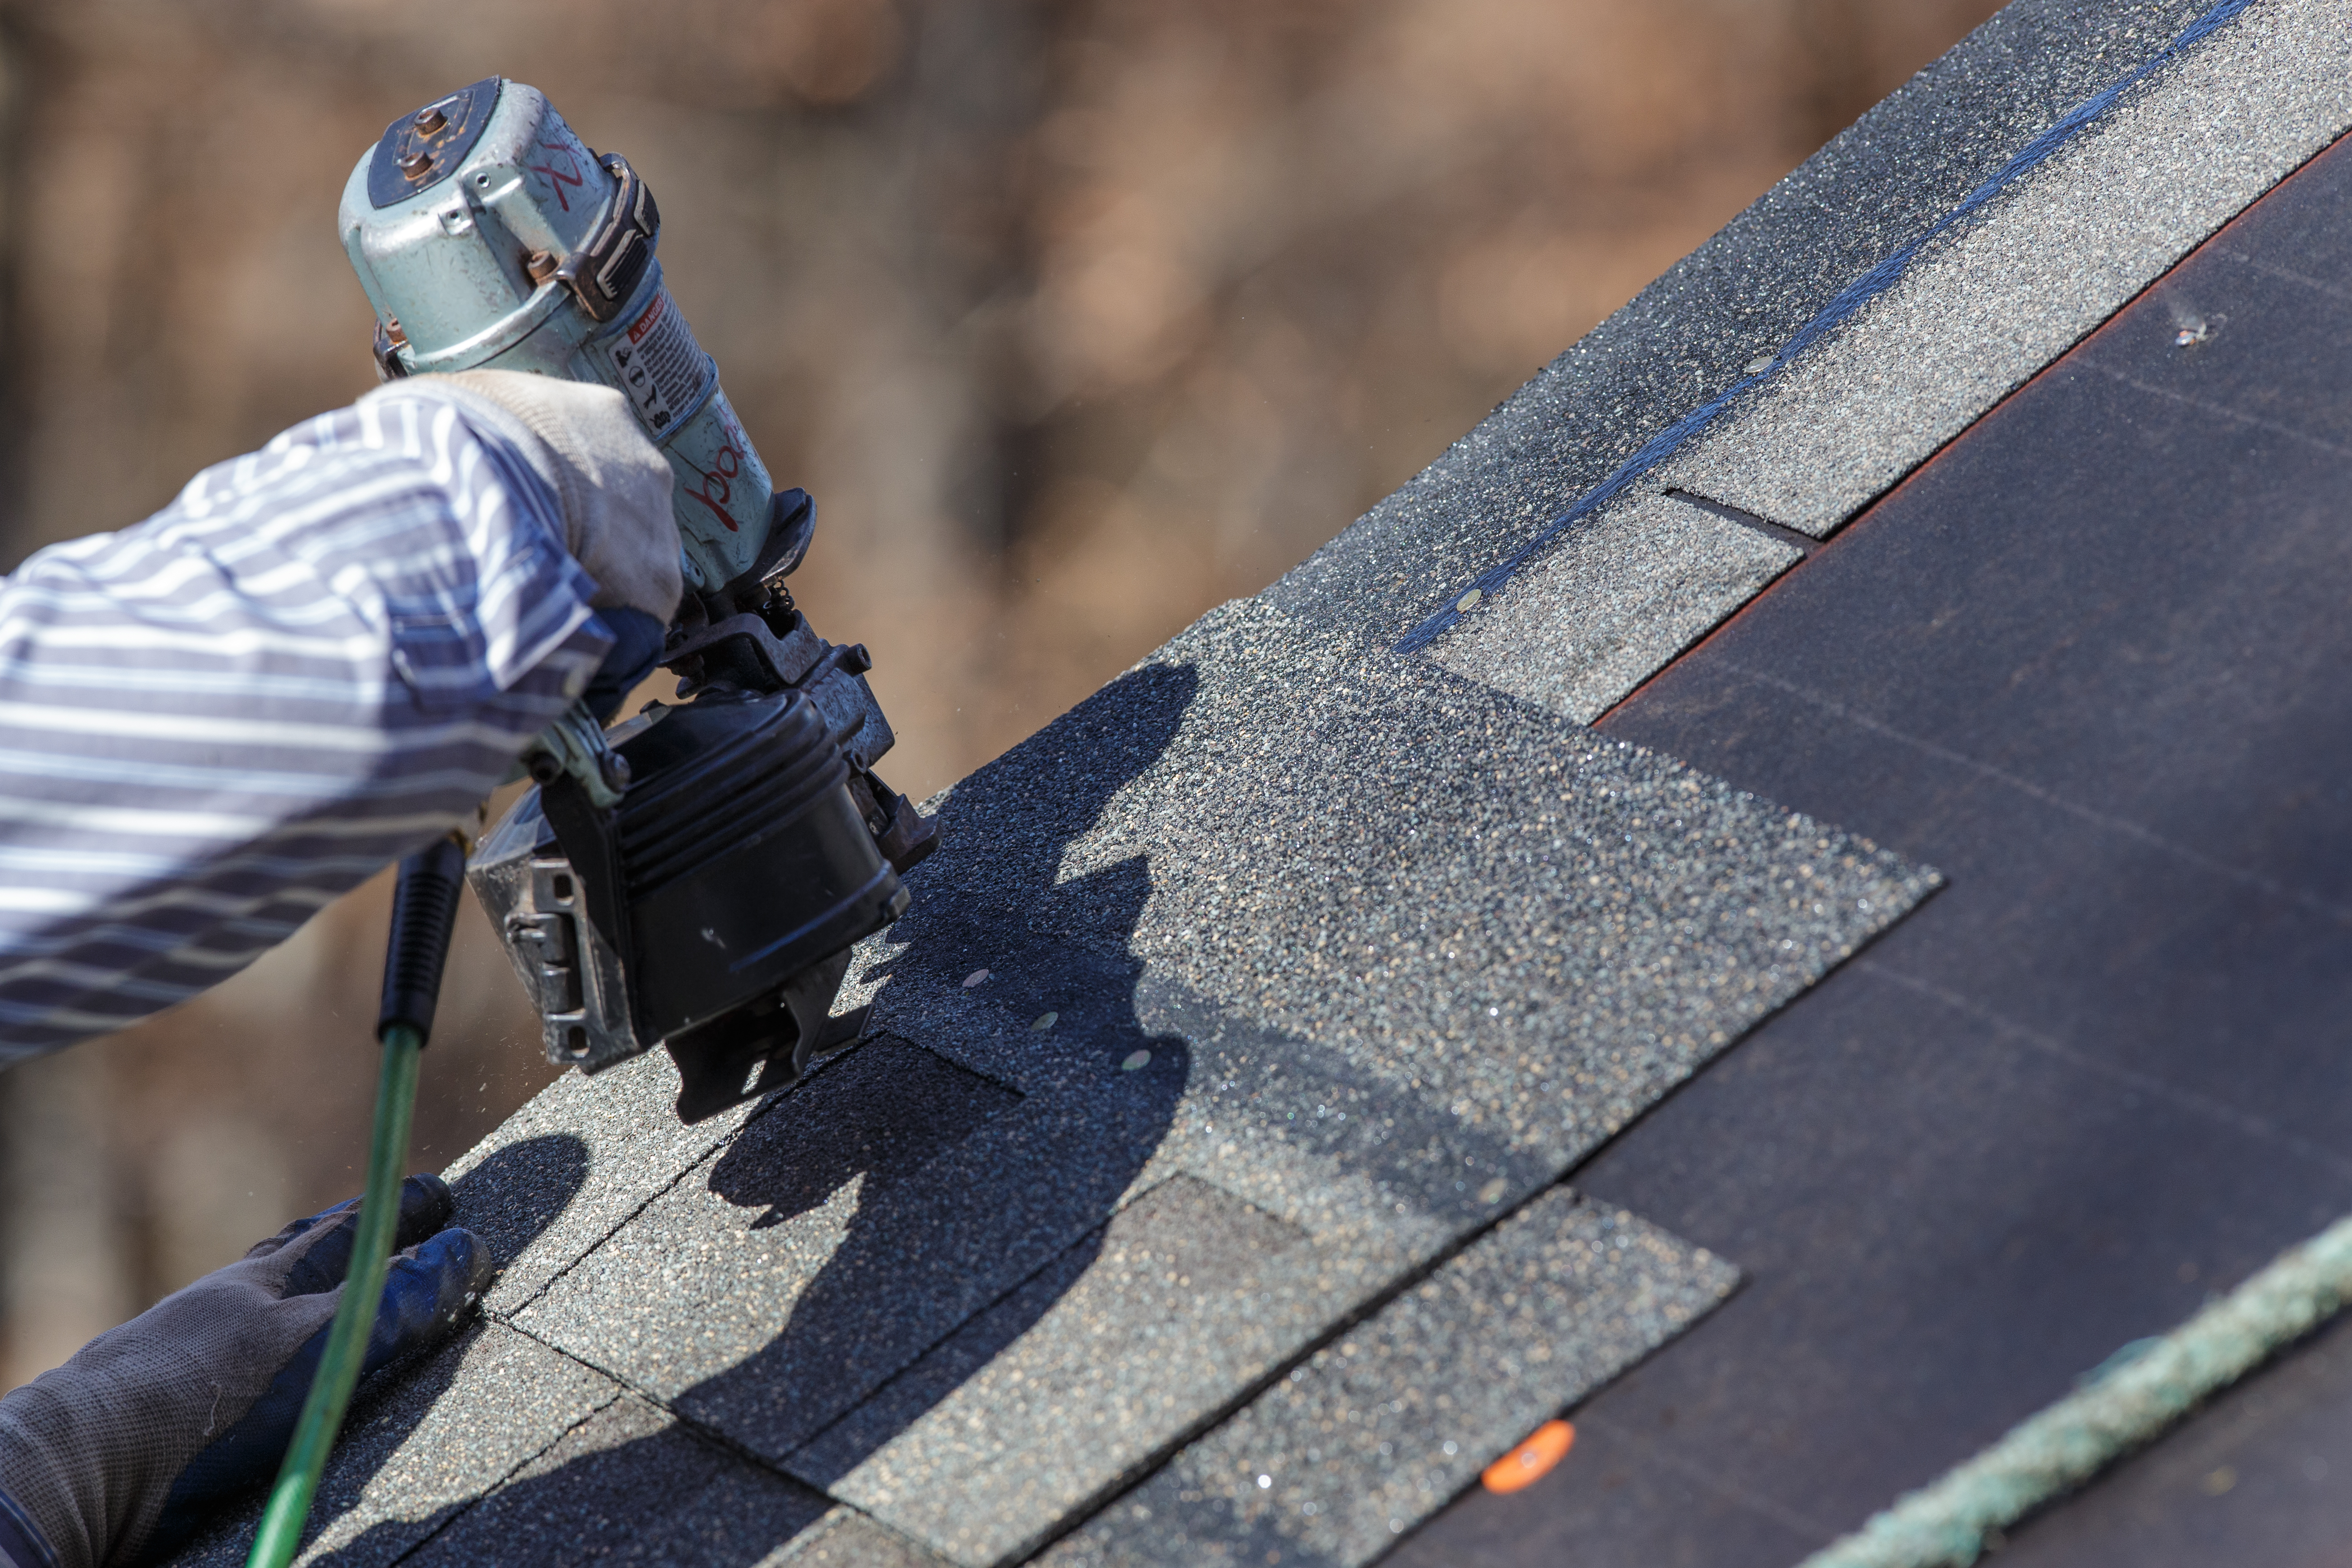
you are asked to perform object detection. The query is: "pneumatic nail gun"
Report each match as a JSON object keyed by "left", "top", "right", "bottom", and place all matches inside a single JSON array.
[{"left": 338, "top": 78, "right": 935, "bottom": 1122}]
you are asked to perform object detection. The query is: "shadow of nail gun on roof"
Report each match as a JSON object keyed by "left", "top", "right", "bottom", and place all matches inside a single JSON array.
[
  {"left": 295, "top": 660, "right": 1206, "bottom": 1566},
  {"left": 446, "top": 1132, "right": 593, "bottom": 1276},
  {"left": 669, "top": 659, "right": 1202, "bottom": 1468}
]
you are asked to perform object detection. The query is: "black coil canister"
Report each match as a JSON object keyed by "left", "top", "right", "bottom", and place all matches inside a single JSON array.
[{"left": 377, "top": 836, "right": 470, "bottom": 1044}]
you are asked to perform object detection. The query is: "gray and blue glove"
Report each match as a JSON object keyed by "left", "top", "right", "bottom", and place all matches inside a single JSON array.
[{"left": 0, "top": 1174, "right": 490, "bottom": 1568}]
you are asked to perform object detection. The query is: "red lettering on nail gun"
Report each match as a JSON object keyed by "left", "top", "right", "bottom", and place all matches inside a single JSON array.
[
  {"left": 628, "top": 295, "right": 664, "bottom": 344},
  {"left": 685, "top": 431, "right": 745, "bottom": 533},
  {"left": 524, "top": 141, "right": 587, "bottom": 212}
]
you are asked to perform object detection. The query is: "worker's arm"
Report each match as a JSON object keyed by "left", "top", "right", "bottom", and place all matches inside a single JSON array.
[
  {"left": 0, "top": 374, "right": 678, "bottom": 1568},
  {"left": 0, "top": 372, "right": 676, "bottom": 1062}
]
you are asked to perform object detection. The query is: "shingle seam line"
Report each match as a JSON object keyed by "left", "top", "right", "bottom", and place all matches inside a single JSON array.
[
  {"left": 375, "top": 1384, "right": 626, "bottom": 1568},
  {"left": 1573, "top": 1408, "right": 1841, "bottom": 1544},
  {"left": 838, "top": 1509, "right": 956, "bottom": 1566},
  {"left": 1391, "top": 0, "right": 2259, "bottom": 656},
  {"left": 1855, "top": 959, "right": 2352, "bottom": 1185},
  {"left": 489, "top": 1317, "right": 836, "bottom": 1497},
  {"left": 1020, "top": 1181, "right": 1743, "bottom": 1565},
  {"left": 489, "top": 1154, "right": 712, "bottom": 1318},
  {"left": 1661, "top": 488, "right": 1818, "bottom": 556},
  {"left": 778, "top": 1169, "right": 1212, "bottom": 1467},
  {"left": 1718, "top": 661, "right": 2352, "bottom": 926},
  {"left": 488, "top": 1048, "right": 864, "bottom": 1317},
  {"left": 499, "top": 1317, "right": 693, "bottom": 1424}
]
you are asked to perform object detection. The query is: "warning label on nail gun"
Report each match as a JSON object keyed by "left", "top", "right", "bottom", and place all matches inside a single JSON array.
[{"left": 607, "top": 290, "right": 710, "bottom": 439}]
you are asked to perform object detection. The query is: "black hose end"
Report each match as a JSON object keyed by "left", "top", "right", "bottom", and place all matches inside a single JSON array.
[{"left": 379, "top": 836, "right": 468, "bottom": 1046}]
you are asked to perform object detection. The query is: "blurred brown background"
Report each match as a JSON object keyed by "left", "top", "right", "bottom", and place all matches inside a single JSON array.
[{"left": 0, "top": 0, "right": 2000, "bottom": 1383}]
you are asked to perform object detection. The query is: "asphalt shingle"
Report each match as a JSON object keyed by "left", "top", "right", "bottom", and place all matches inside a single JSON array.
[
  {"left": 1041, "top": 1189, "right": 1738, "bottom": 1568},
  {"left": 765, "top": 1508, "right": 960, "bottom": 1567},
  {"left": 1651, "top": 0, "right": 2352, "bottom": 538},
  {"left": 1426, "top": 492, "right": 1797, "bottom": 723},
  {"left": 167, "top": 1323, "right": 623, "bottom": 1567},
  {"left": 397, "top": 1394, "right": 831, "bottom": 1566},
  {"left": 794, "top": 1174, "right": 1323, "bottom": 1564},
  {"left": 861, "top": 598, "right": 1934, "bottom": 1179},
  {"left": 735, "top": 597, "right": 1918, "bottom": 1553},
  {"left": 441, "top": 1046, "right": 769, "bottom": 1315},
  {"left": 514, "top": 1036, "right": 1024, "bottom": 1457}
]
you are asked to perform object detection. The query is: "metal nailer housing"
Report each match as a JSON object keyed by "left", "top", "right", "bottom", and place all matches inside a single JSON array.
[{"left": 339, "top": 78, "right": 936, "bottom": 1122}]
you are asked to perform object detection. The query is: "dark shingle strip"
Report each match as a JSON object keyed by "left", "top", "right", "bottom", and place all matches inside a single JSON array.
[{"left": 395, "top": 1394, "right": 831, "bottom": 1566}]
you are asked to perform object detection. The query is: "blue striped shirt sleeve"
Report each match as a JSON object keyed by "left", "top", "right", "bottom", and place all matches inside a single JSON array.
[{"left": 0, "top": 387, "right": 614, "bottom": 1060}]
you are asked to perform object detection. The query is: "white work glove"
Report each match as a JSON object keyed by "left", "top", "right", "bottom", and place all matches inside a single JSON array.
[
  {"left": 0, "top": 1176, "right": 490, "bottom": 1568},
  {"left": 372, "top": 369, "right": 683, "bottom": 624}
]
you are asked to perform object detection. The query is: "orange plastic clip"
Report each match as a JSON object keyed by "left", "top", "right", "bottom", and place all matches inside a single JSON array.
[{"left": 1481, "top": 1419, "right": 1575, "bottom": 1494}]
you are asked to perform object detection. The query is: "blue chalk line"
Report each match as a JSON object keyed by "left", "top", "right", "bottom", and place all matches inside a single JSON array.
[{"left": 1392, "top": 0, "right": 2260, "bottom": 656}]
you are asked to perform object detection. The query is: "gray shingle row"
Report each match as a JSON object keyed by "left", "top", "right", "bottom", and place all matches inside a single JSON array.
[
  {"left": 1654, "top": 0, "right": 2352, "bottom": 539},
  {"left": 1428, "top": 493, "right": 1798, "bottom": 724},
  {"left": 1041, "top": 1190, "right": 1735, "bottom": 1568},
  {"left": 511, "top": 596, "right": 1920, "bottom": 1561},
  {"left": 1270, "top": 0, "right": 2224, "bottom": 655},
  {"left": 1431, "top": 0, "right": 2352, "bottom": 730},
  {"left": 169, "top": 1325, "right": 625, "bottom": 1566}
]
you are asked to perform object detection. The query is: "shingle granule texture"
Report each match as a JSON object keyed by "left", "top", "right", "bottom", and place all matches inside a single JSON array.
[
  {"left": 656, "top": 596, "right": 1926, "bottom": 1558},
  {"left": 514, "top": 1036, "right": 1024, "bottom": 1456},
  {"left": 795, "top": 1175, "right": 1322, "bottom": 1564},
  {"left": 770, "top": 1508, "right": 960, "bottom": 1567},
  {"left": 1428, "top": 492, "right": 1798, "bottom": 723},
  {"left": 396, "top": 1395, "right": 831, "bottom": 1565},
  {"left": 167, "top": 1324, "right": 623, "bottom": 1567},
  {"left": 860, "top": 598, "right": 1934, "bottom": 1169},
  {"left": 440, "top": 1045, "right": 768, "bottom": 1315},
  {"left": 1040, "top": 1189, "right": 1738, "bottom": 1568},
  {"left": 1653, "top": 0, "right": 2352, "bottom": 537}
]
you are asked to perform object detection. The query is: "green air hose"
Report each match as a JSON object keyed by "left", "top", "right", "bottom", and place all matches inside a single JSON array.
[
  {"left": 245, "top": 835, "right": 467, "bottom": 1568},
  {"left": 243, "top": 1027, "right": 420, "bottom": 1568}
]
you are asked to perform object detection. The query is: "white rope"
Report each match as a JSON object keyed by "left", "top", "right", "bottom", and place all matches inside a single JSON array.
[{"left": 1798, "top": 1211, "right": 2352, "bottom": 1568}]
